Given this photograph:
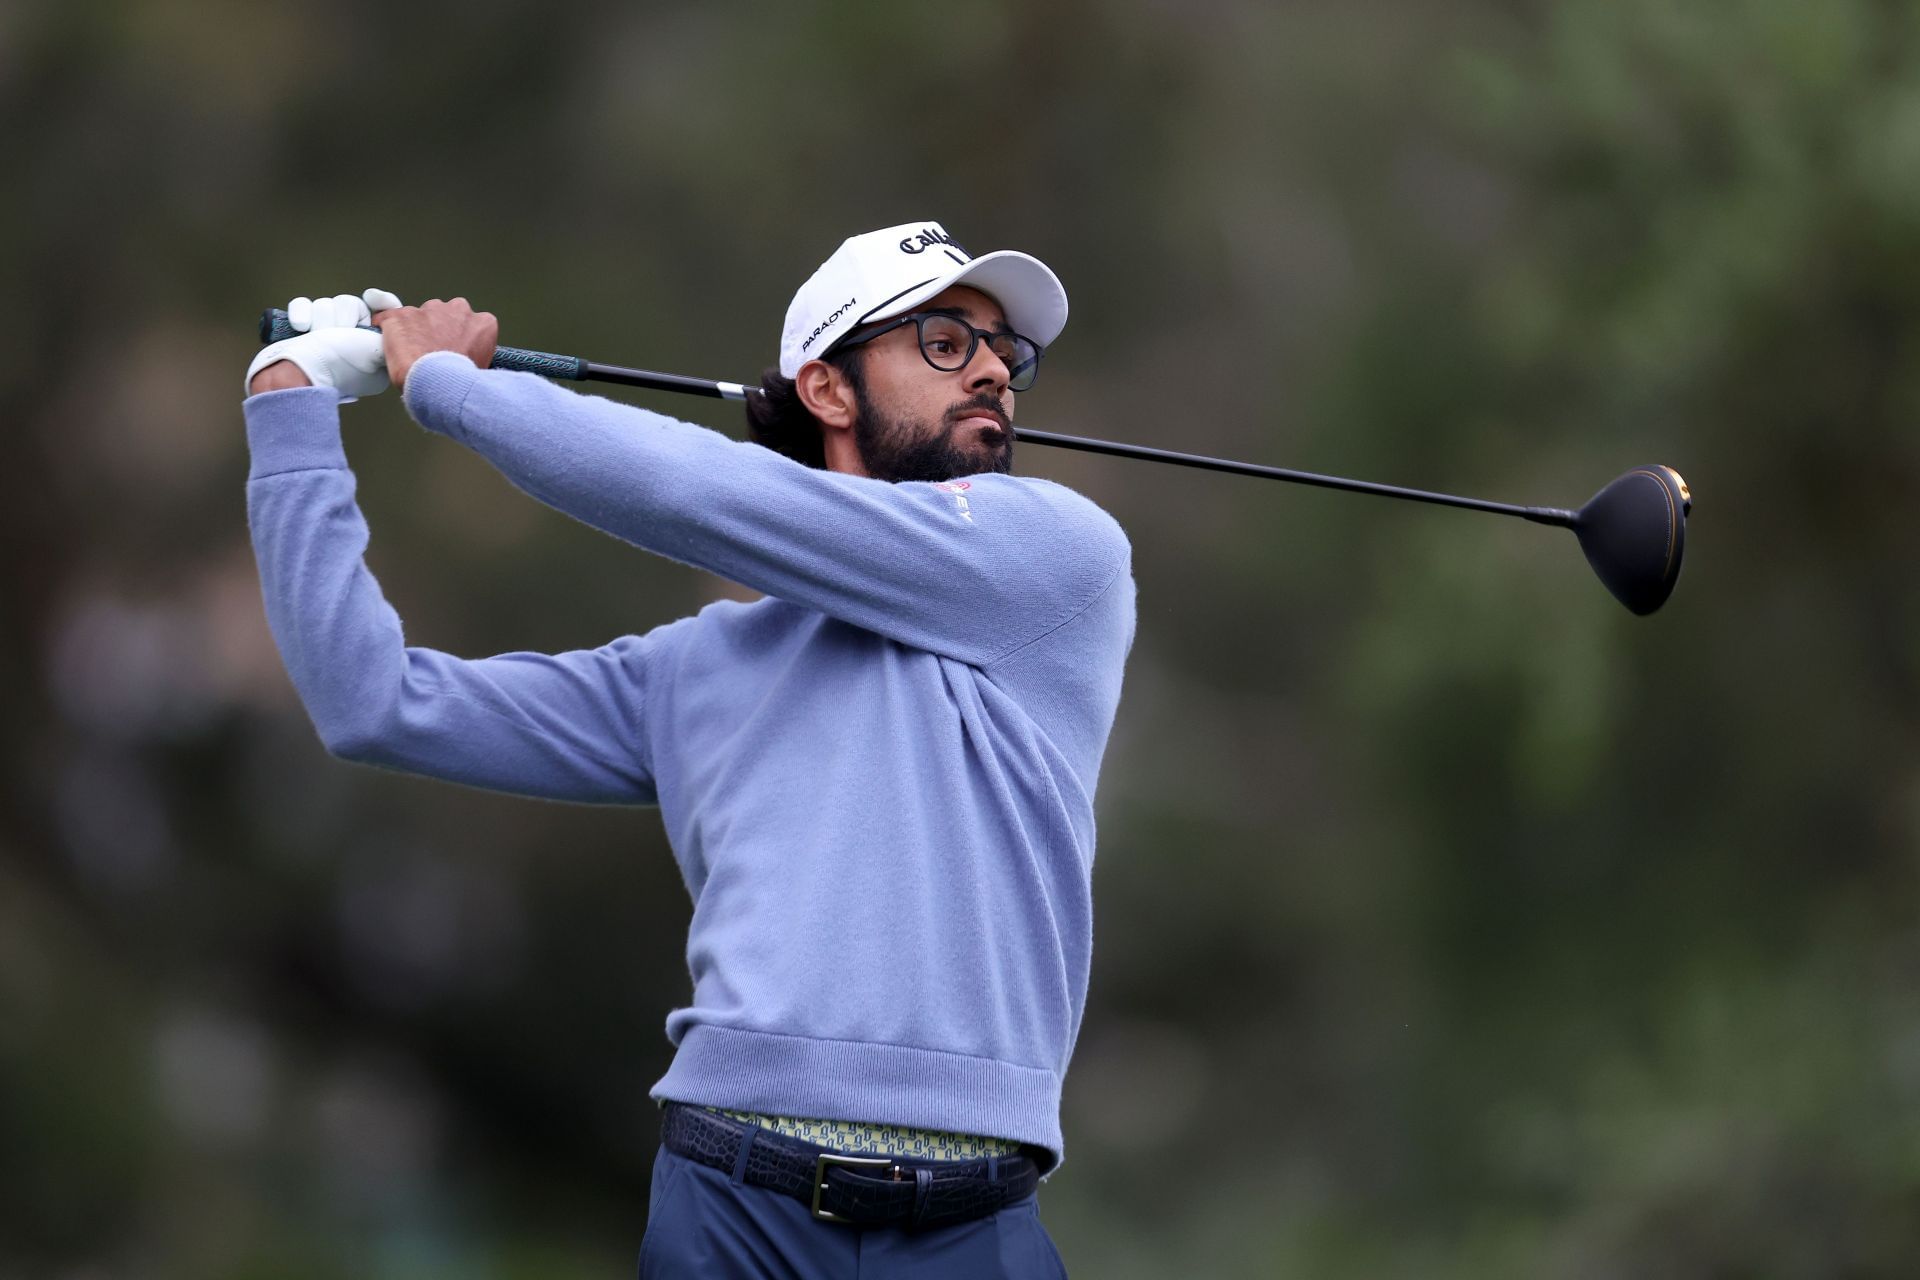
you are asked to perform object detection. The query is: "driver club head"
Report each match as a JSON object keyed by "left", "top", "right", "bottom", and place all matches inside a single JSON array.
[{"left": 1573, "top": 466, "right": 1691, "bottom": 615}]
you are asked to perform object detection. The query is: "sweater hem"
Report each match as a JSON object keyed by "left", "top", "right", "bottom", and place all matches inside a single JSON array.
[{"left": 650, "top": 1022, "right": 1066, "bottom": 1170}]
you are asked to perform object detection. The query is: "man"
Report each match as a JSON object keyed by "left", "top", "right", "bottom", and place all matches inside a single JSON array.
[{"left": 242, "top": 221, "right": 1134, "bottom": 1277}]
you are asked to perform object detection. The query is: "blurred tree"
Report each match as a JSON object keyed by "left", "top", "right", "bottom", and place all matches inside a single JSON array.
[{"left": 2, "top": 1, "right": 1916, "bottom": 1276}]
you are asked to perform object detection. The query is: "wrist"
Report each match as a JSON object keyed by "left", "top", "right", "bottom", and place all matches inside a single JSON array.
[{"left": 249, "top": 360, "right": 313, "bottom": 395}]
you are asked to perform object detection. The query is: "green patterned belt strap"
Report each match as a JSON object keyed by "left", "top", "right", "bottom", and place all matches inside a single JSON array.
[{"left": 708, "top": 1108, "right": 1022, "bottom": 1161}]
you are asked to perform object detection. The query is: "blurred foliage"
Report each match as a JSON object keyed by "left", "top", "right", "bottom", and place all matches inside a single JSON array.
[{"left": 4, "top": 0, "right": 1918, "bottom": 1276}]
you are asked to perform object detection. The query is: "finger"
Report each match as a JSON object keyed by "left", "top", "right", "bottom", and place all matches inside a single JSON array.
[
  {"left": 288, "top": 296, "right": 312, "bottom": 332},
  {"left": 311, "top": 296, "right": 336, "bottom": 330},
  {"left": 368, "top": 304, "right": 414, "bottom": 328},
  {"left": 363, "top": 287, "right": 403, "bottom": 313},
  {"left": 333, "top": 293, "right": 367, "bottom": 327}
]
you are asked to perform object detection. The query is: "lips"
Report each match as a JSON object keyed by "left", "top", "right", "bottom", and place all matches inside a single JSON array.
[{"left": 950, "top": 406, "right": 1010, "bottom": 434}]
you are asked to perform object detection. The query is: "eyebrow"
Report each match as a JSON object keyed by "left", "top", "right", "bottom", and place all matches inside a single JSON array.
[{"left": 921, "top": 305, "right": 1015, "bottom": 335}]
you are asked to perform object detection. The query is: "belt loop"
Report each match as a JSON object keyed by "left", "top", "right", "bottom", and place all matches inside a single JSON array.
[
  {"left": 731, "top": 1124, "right": 758, "bottom": 1185},
  {"left": 987, "top": 1155, "right": 1000, "bottom": 1183},
  {"left": 911, "top": 1167, "right": 934, "bottom": 1230}
]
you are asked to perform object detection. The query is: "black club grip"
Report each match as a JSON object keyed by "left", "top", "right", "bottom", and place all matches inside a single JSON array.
[{"left": 256, "top": 308, "right": 589, "bottom": 381}]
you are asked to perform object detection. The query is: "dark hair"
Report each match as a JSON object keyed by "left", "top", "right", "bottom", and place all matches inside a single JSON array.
[{"left": 745, "top": 348, "right": 867, "bottom": 470}]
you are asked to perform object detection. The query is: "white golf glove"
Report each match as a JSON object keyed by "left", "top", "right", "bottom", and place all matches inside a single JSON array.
[{"left": 245, "top": 287, "right": 404, "bottom": 401}]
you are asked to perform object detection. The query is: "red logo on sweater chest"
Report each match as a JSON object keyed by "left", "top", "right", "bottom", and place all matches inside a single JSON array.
[{"left": 932, "top": 480, "right": 974, "bottom": 523}]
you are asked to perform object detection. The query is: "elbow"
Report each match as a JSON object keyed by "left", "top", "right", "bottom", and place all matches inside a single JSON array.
[
  {"left": 300, "top": 650, "right": 421, "bottom": 764},
  {"left": 317, "top": 721, "right": 379, "bottom": 764},
  {"left": 313, "top": 703, "right": 395, "bottom": 764},
  {"left": 303, "top": 647, "right": 465, "bottom": 770}
]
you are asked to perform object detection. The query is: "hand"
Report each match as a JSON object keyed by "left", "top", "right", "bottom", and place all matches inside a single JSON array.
[
  {"left": 245, "top": 288, "right": 404, "bottom": 400},
  {"left": 369, "top": 297, "right": 498, "bottom": 389}
]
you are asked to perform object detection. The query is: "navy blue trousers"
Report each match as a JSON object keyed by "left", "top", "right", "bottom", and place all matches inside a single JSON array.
[{"left": 638, "top": 1146, "right": 1069, "bottom": 1278}]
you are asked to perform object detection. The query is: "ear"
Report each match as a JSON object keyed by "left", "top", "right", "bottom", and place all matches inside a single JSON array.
[{"left": 795, "top": 359, "right": 859, "bottom": 433}]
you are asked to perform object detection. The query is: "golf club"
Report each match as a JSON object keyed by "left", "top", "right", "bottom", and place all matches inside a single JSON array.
[{"left": 259, "top": 309, "right": 1692, "bottom": 615}]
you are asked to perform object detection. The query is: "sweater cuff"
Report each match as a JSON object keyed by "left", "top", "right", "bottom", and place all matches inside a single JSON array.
[
  {"left": 243, "top": 385, "right": 350, "bottom": 479},
  {"left": 402, "top": 351, "right": 481, "bottom": 439}
]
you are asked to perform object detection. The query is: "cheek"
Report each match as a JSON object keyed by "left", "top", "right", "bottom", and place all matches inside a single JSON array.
[{"left": 865, "top": 368, "right": 952, "bottom": 429}]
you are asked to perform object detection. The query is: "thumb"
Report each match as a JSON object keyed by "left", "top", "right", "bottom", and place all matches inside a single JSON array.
[{"left": 363, "top": 287, "right": 404, "bottom": 313}]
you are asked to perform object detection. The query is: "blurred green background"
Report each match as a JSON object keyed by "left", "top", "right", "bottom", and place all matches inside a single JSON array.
[{"left": 5, "top": 0, "right": 1918, "bottom": 1275}]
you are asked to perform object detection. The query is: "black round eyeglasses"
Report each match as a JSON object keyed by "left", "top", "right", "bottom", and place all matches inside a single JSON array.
[{"left": 832, "top": 311, "right": 1044, "bottom": 391}]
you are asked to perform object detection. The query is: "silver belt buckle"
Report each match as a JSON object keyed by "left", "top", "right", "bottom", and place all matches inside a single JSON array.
[{"left": 811, "top": 1152, "right": 899, "bottom": 1223}]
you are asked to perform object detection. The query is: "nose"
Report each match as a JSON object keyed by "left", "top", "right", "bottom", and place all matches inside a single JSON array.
[{"left": 962, "top": 340, "right": 1011, "bottom": 395}]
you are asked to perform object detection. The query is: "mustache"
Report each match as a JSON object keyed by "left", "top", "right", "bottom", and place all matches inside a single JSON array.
[{"left": 945, "top": 394, "right": 1011, "bottom": 433}]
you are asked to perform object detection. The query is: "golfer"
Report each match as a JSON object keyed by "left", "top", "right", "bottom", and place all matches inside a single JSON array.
[{"left": 242, "top": 222, "right": 1135, "bottom": 1277}]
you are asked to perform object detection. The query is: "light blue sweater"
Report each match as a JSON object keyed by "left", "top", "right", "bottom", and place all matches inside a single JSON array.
[{"left": 243, "top": 351, "right": 1135, "bottom": 1166}]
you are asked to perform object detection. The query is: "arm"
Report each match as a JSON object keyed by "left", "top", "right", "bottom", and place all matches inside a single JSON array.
[
  {"left": 244, "top": 385, "right": 662, "bottom": 803},
  {"left": 399, "top": 353, "right": 1131, "bottom": 667}
]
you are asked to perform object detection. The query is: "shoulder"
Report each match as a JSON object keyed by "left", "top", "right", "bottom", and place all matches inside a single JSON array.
[
  {"left": 946, "top": 474, "right": 1131, "bottom": 572},
  {"left": 922, "top": 474, "right": 1128, "bottom": 542}
]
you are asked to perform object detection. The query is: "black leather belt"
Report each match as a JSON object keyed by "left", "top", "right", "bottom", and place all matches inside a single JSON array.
[{"left": 659, "top": 1103, "right": 1041, "bottom": 1230}]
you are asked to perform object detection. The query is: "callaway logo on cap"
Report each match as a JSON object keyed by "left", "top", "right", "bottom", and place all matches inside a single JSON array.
[{"left": 778, "top": 221, "right": 1069, "bottom": 379}]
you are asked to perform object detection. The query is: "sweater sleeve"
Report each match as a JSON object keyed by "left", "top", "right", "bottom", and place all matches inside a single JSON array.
[
  {"left": 401, "top": 353, "right": 1131, "bottom": 667},
  {"left": 243, "top": 385, "right": 661, "bottom": 804}
]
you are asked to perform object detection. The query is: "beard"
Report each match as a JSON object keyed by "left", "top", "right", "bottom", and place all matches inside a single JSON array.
[{"left": 853, "top": 391, "right": 1015, "bottom": 484}]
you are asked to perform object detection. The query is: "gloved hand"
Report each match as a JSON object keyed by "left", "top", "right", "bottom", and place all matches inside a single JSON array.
[{"left": 245, "top": 288, "right": 404, "bottom": 401}]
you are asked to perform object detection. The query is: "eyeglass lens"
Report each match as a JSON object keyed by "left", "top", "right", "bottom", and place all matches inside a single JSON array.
[{"left": 916, "top": 315, "right": 1041, "bottom": 391}]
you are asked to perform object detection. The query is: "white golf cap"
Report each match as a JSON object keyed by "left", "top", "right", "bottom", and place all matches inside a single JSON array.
[{"left": 778, "top": 220, "right": 1068, "bottom": 378}]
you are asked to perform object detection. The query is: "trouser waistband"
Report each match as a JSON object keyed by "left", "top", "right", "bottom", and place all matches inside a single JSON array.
[{"left": 660, "top": 1102, "right": 1040, "bottom": 1230}]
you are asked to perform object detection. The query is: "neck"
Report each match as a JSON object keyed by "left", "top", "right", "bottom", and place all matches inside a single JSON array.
[{"left": 823, "top": 428, "right": 869, "bottom": 477}]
